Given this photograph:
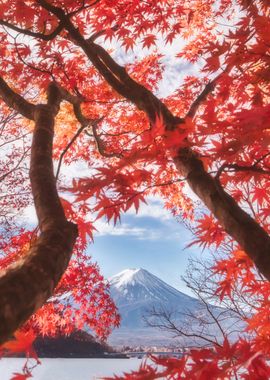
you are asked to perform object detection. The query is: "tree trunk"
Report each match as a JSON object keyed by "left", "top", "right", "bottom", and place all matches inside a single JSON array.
[
  {"left": 0, "top": 85, "right": 78, "bottom": 344},
  {"left": 173, "top": 148, "right": 270, "bottom": 278},
  {"left": 58, "top": 17, "right": 270, "bottom": 280}
]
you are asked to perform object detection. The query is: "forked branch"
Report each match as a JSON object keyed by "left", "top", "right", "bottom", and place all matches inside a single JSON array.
[
  {"left": 36, "top": 0, "right": 270, "bottom": 280},
  {"left": 0, "top": 79, "right": 78, "bottom": 343}
]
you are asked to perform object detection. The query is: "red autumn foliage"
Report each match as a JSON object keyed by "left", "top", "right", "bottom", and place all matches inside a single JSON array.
[{"left": 0, "top": 0, "right": 269, "bottom": 378}]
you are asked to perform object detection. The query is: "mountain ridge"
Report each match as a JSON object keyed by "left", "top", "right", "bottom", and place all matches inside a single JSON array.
[
  {"left": 108, "top": 268, "right": 203, "bottom": 346},
  {"left": 108, "top": 267, "right": 244, "bottom": 348},
  {"left": 109, "top": 268, "right": 194, "bottom": 307}
]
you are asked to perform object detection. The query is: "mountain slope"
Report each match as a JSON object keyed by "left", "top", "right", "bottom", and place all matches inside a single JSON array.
[
  {"left": 110, "top": 268, "right": 194, "bottom": 305},
  {"left": 109, "top": 268, "right": 200, "bottom": 329},
  {"left": 108, "top": 268, "right": 244, "bottom": 347}
]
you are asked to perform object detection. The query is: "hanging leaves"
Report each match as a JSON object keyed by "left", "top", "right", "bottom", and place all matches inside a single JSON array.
[{"left": 0, "top": 0, "right": 270, "bottom": 379}]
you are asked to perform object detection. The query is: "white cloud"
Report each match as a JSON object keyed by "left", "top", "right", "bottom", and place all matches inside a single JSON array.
[
  {"left": 94, "top": 220, "right": 147, "bottom": 238},
  {"left": 94, "top": 218, "right": 176, "bottom": 241},
  {"left": 18, "top": 205, "right": 38, "bottom": 227},
  {"left": 127, "top": 201, "right": 172, "bottom": 220},
  {"left": 56, "top": 160, "right": 95, "bottom": 182},
  {"left": 93, "top": 195, "right": 184, "bottom": 241},
  {"left": 112, "top": 34, "right": 193, "bottom": 98}
]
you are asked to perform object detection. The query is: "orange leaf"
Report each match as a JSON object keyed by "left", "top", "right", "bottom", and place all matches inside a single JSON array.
[{"left": 2, "top": 329, "right": 36, "bottom": 355}]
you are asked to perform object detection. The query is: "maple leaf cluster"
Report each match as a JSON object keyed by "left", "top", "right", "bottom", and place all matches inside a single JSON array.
[
  {"left": 0, "top": 0, "right": 269, "bottom": 378},
  {"left": 0, "top": 329, "right": 39, "bottom": 379},
  {"left": 105, "top": 340, "right": 270, "bottom": 379}
]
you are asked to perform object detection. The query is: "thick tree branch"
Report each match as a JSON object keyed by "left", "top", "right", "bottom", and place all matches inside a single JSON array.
[
  {"left": 216, "top": 162, "right": 270, "bottom": 180},
  {"left": 37, "top": 1, "right": 270, "bottom": 280},
  {"left": 0, "top": 19, "right": 64, "bottom": 41},
  {"left": 0, "top": 20, "right": 63, "bottom": 41},
  {"left": 173, "top": 148, "right": 270, "bottom": 278},
  {"left": 0, "top": 81, "right": 78, "bottom": 343},
  {"left": 0, "top": 77, "right": 35, "bottom": 119},
  {"left": 37, "top": 0, "right": 182, "bottom": 127}
]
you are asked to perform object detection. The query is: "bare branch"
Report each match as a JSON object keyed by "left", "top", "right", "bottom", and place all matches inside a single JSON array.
[
  {"left": 0, "top": 146, "right": 30, "bottom": 182},
  {"left": 0, "top": 19, "right": 64, "bottom": 41},
  {"left": 216, "top": 162, "right": 270, "bottom": 182},
  {"left": 55, "top": 117, "right": 103, "bottom": 180},
  {"left": 186, "top": 81, "right": 216, "bottom": 119},
  {"left": 145, "top": 306, "right": 222, "bottom": 347}
]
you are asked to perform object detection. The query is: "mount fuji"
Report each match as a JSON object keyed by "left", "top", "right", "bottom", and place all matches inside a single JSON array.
[
  {"left": 109, "top": 268, "right": 200, "bottom": 328},
  {"left": 107, "top": 268, "right": 243, "bottom": 347}
]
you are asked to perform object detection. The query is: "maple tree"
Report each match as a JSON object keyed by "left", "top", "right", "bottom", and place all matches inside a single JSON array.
[{"left": 0, "top": 0, "right": 270, "bottom": 378}]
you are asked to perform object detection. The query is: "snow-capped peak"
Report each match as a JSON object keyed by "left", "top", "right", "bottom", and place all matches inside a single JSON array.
[
  {"left": 109, "top": 268, "right": 193, "bottom": 305},
  {"left": 109, "top": 268, "right": 146, "bottom": 288},
  {"left": 107, "top": 268, "right": 244, "bottom": 347}
]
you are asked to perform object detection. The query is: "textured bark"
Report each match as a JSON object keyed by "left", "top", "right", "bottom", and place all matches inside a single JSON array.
[
  {"left": 0, "top": 2, "right": 269, "bottom": 345},
  {"left": 64, "top": 31, "right": 270, "bottom": 277},
  {"left": 173, "top": 149, "right": 270, "bottom": 278},
  {"left": 36, "top": 2, "right": 270, "bottom": 280},
  {"left": 0, "top": 82, "right": 78, "bottom": 344},
  {"left": 0, "top": 77, "right": 35, "bottom": 120}
]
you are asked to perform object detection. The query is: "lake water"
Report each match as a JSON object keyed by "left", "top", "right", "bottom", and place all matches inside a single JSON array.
[{"left": 0, "top": 358, "right": 144, "bottom": 380}]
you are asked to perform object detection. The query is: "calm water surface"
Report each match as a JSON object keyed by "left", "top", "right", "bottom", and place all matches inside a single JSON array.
[{"left": 0, "top": 358, "right": 143, "bottom": 380}]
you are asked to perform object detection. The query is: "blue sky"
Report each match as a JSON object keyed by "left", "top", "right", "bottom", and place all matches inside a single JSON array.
[
  {"left": 23, "top": 179, "right": 204, "bottom": 297},
  {"left": 23, "top": 195, "right": 202, "bottom": 296},
  {"left": 22, "top": 161, "right": 203, "bottom": 296},
  {"left": 88, "top": 42, "right": 203, "bottom": 295},
  {"left": 21, "top": 39, "right": 203, "bottom": 296},
  {"left": 90, "top": 198, "right": 202, "bottom": 295}
]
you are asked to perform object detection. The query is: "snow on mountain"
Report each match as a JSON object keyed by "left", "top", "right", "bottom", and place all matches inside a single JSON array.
[
  {"left": 109, "top": 268, "right": 194, "bottom": 306},
  {"left": 109, "top": 268, "right": 199, "bottom": 346},
  {"left": 108, "top": 268, "right": 244, "bottom": 347},
  {"left": 109, "top": 268, "right": 201, "bottom": 331}
]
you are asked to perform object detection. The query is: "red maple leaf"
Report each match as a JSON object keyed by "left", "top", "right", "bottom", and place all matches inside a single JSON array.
[{"left": 2, "top": 329, "right": 37, "bottom": 358}]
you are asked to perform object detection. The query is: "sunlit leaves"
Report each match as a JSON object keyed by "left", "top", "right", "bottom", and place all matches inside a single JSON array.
[
  {"left": 189, "top": 215, "right": 225, "bottom": 249},
  {"left": 0, "top": 0, "right": 270, "bottom": 379},
  {"left": 0, "top": 329, "right": 40, "bottom": 379},
  {"left": 109, "top": 339, "right": 270, "bottom": 379},
  {"left": 141, "top": 35, "right": 157, "bottom": 49},
  {"left": 2, "top": 330, "right": 36, "bottom": 357}
]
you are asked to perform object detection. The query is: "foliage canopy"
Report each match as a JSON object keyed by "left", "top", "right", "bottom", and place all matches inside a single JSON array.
[{"left": 0, "top": 0, "right": 270, "bottom": 378}]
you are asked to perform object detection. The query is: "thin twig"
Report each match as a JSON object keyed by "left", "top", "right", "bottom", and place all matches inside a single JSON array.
[{"left": 55, "top": 125, "right": 87, "bottom": 180}]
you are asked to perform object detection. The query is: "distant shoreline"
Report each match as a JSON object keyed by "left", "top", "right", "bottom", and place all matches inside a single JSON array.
[{"left": 4, "top": 353, "right": 129, "bottom": 359}]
